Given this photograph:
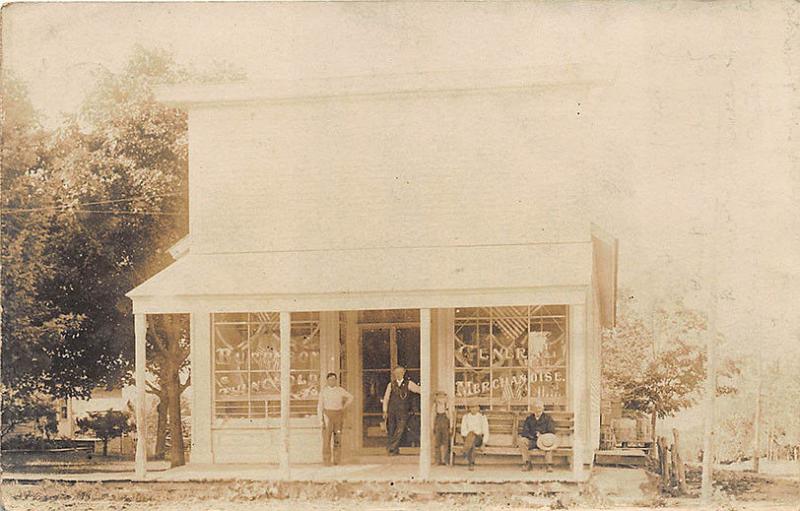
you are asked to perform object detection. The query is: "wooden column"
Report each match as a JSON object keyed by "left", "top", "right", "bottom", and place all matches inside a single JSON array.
[
  {"left": 419, "top": 308, "right": 432, "bottom": 480},
  {"left": 279, "top": 311, "right": 291, "bottom": 479},
  {"left": 319, "top": 311, "right": 339, "bottom": 462},
  {"left": 319, "top": 311, "right": 339, "bottom": 378},
  {"left": 435, "top": 308, "right": 455, "bottom": 394},
  {"left": 345, "top": 312, "right": 360, "bottom": 454},
  {"left": 190, "top": 310, "right": 213, "bottom": 464},
  {"left": 134, "top": 313, "right": 148, "bottom": 479},
  {"left": 569, "top": 303, "right": 587, "bottom": 476}
]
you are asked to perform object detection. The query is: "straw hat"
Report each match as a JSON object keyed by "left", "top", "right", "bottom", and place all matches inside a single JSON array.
[{"left": 536, "top": 433, "right": 559, "bottom": 450}]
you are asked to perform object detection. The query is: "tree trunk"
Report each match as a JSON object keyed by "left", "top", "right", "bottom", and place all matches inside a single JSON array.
[
  {"left": 102, "top": 439, "right": 108, "bottom": 457},
  {"left": 651, "top": 411, "right": 657, "bottom": 444},
  {"left": 154, "top": 397, "right": 168, "bottom": 460},
  {"left": 649, "top": 411, "right": 658, "bottom": 458},
  {"left": 166, "top": 368, "right": 186, "bottom": 467}
]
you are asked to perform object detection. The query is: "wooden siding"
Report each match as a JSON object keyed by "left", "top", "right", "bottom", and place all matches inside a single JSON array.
[{"left": 188, "top": 90, "right": 593, "bottom": 255}]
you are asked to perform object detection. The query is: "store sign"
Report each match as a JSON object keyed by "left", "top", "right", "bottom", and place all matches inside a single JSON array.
[
  {"left": 215, "top": 372, "right": 320, "bottom": 399},
  {"left": 456, "top": 331, "right": 563, "bottom": 368},
  {"left": 455, "top": 369, "right": 566, "bottom": 397}
]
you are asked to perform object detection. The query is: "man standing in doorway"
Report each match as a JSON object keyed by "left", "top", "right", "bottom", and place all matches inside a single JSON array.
[
  {"left": 382, "top": 366, "right": 421, "bottom": 455},
  {"left": 318, "top": 372, "right": 354, "bottom": 466}
]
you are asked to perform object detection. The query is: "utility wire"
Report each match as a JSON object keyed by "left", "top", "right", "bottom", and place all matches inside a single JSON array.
[
  {"left": 72, "top": 210, "right": 184, "bottom": 216},
  {"left": 1, "top": 209, "right": 184, "bottom": 217},
  {"left": 0, "top": 192, "right": 185, "bottom": 213}
]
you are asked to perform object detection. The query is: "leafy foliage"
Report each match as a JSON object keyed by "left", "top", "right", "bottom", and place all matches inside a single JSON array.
[
  {"left": 76, "top": 409, "right": 133, "bottom": 456},
  {"left": 2, "top": 48, "right": 195, "bottom": 399},
  {"left": 602, "top": 294, "right": 738, "bottom": 432},
  {"left": 2, "top": 47, "right": 244, "bottom": 467},
  {"left": 0, "top": 388, "right": 58, "bottom": 437},
  {"left": 615, "top": 340, "right": 706, "bottom": 419},
  {"left": 0, "top": 73, "right": 84, "bottom": 397}
]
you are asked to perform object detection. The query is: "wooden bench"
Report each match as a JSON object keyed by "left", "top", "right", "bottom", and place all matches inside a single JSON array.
[{"left": 450, "top": 408, "right": 574, "bottom": 468}]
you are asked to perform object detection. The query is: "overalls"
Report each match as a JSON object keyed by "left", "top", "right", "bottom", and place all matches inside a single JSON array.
[
  {"left": 433, "top": 403, "right": 451, "bottom": 464},
  {"left": 386, "top": 379, "right": 411, "bottom": 454}
]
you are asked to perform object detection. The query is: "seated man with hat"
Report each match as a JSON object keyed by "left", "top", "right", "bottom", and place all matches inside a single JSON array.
[{"left": 518, "top": 398, "right": 557, "bottom": 472}]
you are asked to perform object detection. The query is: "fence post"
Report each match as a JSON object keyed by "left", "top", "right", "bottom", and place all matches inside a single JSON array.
[
  {"left": 657, "top": 436, "right": 670, "bottom": 488},
  {"left": 672, "top": 429, "right": 688, "bottom": 494}
]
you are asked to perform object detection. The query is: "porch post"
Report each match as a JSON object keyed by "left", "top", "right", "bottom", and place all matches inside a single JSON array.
[
  {"left": 419, "top": 308, "right": 432, "bottom": 479},
  {"left": 570, "top": 303, "right": 587, "bottom": 477},
  {"left": 345, "top": 312, "right": 360, "bottom": 455},
  {"left": 279, "top": 311, "right": 291, "bottom": 479},
  {"left": 134, "top": 313, "right": 147, "bottom": 479},
  {"left": 190, "top": 310, "right": 213, "bottom": 464}
]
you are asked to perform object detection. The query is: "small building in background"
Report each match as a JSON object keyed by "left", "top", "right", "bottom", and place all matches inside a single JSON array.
[{"left": 57, "top": 387, "right": 137, "bottom": 456}]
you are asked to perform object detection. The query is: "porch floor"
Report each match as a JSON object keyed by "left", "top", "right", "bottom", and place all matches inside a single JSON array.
[
  {"left": 150, "top": 458, "right": 589, "bottom": 483},
  {"left": 3, "top": 457, "right": 590, "bottom": 484}
]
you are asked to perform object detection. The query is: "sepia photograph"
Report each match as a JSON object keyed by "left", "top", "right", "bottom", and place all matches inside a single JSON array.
[{"left": 0, "top": 1, "right": 798, "bottom": 510}]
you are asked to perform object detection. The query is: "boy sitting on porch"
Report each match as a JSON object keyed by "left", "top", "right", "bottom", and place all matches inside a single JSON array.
[
  {"left": 460, "top": 403, "right": 490, "bottom": 471},
  {"left": 431, "top": 390, "right": 453, "bottom": 465},
  {"left": 518, "top": 398, "right": 556, "bottom": 472}
]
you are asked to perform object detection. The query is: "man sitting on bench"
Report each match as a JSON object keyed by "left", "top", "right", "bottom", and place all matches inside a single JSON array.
[
  {"left": 518, "top": 398, "right": 556, "bottom": 472},
  {"left": 460, "top": 403, "right": 490, "bottom": 471}
]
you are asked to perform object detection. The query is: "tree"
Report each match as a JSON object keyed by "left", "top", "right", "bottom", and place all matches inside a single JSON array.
[
  {"left": 43, "top": 47, "right": 243, "bottom": 466},
  {"left": 146, "top": 314, "right": 190, "bottom": 466},
  {"left": 2, "top": 47, "right": 243, "bottom": 467},
  {"left": 0, "top": 390, "right": 58, "bottom": 438},
  {"left": 77, "top": 409, "right": 133, "bottom": 456},
  {"left": 35, "top": 49, "right": 192, "bottom": 395},
  {"left": 38, "top": 48, "right": 192, "bottom": 464},
  {"left": 616, "top": 339, "right": 706, "bottom": 433},
  {"left": 0, "top": 74, "right": 84, "bottom": 398},
  {"left": 602, "top": 293, "right": 738, "bottom": 440}
]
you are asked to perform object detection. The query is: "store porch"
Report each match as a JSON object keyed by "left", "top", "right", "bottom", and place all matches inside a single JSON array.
[{"left": 149, "top": 457, "right": 591, "bottom": 484}]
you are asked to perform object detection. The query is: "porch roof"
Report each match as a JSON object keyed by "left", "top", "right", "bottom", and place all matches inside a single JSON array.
[{"left": 127, "top": 242, "right": 594, "bottom": 313}]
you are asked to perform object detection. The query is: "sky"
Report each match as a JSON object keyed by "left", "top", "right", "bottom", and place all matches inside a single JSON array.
[{"left": 3, "top": 1, "right": 799, "bottom": 359}]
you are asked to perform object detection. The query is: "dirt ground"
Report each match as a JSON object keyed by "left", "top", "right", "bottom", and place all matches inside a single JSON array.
[
  {"left": 1, "top": 451, "right": 168, "bottom": 474},
  {"left": 1, "top": 467, "right": 797, "bottom": 511}
]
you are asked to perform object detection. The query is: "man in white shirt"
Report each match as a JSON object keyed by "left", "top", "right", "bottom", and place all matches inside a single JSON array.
[
  {"left": 460, "top": 403, "right": 490, "bottom": 470},
  {"left": 382, "top": 366, "right": 422, "bottom": 455},
  {"left": 318, "top": 372, "right": 354, "bottom": 465}
]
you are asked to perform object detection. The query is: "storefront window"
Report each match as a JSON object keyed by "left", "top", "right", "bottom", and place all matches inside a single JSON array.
[
  {"left": 454, "top": 305, "right": 568, "bottom": 410},
  {"left": 212, "top": 312, "right": 320, "bottom": 420},
  {"left": 290, "top": 312, "right": 321, "bottom": 418}
]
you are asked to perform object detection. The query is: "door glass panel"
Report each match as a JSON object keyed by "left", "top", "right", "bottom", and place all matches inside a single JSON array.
[
  {"left": 362, "top": 370, "right": 390, "bottom": 448},
  {"left": 361, "top": 328, "right": 390, "bottom": 369},
  {"left": 361, "top": 328, "right": 391, "bottom": 448},
  {"left": 396, "top": 327, "right": 420, "bottom": 370},
  {"left": 362, "top": 371, "right": 390, "bottom": 414}
]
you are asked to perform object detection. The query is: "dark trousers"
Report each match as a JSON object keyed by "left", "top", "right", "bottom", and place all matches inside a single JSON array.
[
  {"left": 463, "top": 432, "right": 483, "bottom": 465},
  {"left": 322, "top": 410, "right": 344, "bottom": 465},
  {"left": 386, "top": 409, "right": 409, "bottom": 454},
  {"left": 433, "top": 413, "right": 450, "bottom": 464}
]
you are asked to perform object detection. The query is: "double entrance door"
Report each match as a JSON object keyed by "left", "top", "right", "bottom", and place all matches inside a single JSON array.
[{"left": 359, "top": 323, "right": 420, "bottom": 451}]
